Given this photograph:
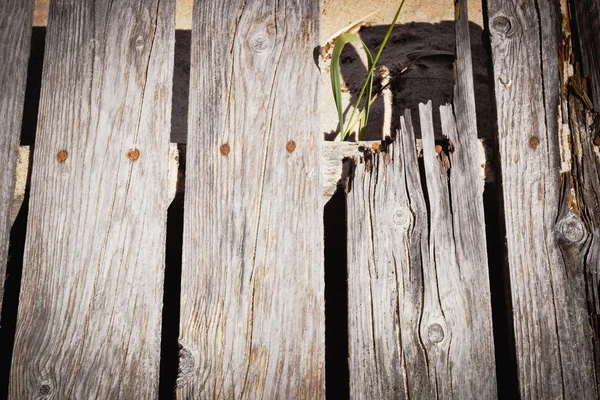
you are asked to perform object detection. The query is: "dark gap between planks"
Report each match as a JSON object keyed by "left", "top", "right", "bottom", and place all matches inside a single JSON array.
[
  {"left": 324, "top": 192, "right": 350, "bottom": 400},
  {"left": 480, "top": 1, "right": 520, "bottom": 395},
  {"left": 0, "top": 26, "right": 46, "bottom": 399},
  {"left": 159, "top": 29, "right": 191, "bottom": 398}
]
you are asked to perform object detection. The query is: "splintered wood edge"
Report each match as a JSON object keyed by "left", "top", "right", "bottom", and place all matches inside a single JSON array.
[
  {"left": 168, "top": 143, "right": 179, "bottom": 205},
  {"left": 322, "top": 136, "right": 491, "bottom": 201}
]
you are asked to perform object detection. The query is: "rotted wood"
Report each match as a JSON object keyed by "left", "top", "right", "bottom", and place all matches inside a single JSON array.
[
  {"left": 487, "top": 0, "right": 598, "bottom": 397},
  {"left": 0, "top": 0, "right": 33, "bottom": 318},
  {"left": 177, "top": 0, "right": 324, "bottom": 398},
  {"left": 10, "top": 0, "right": 175, "bottom": 397},
  {"left": 563, "top": 0, "right": 600, "bottom": 389}
]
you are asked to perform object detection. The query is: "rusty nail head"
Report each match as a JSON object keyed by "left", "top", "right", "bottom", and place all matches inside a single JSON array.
[
  {"left": 529, "top": 136, "right": 540, "bottom": 148},
  {"left": 594, "top": 137, "right": 600, "bottom": 147},
  {"left": 372, "top": 142, "right": 380, "bottom": 152},
  {"left": 220, "top": 143, "right": 230, "bottom": 156},
  {"left": 127, "top": 149, "right": 140, "bottom": 161},
  {"left": 434, "top": 145, "right": 443, "bottom": 154},
  {"left": 286, "top": 140, "right": 296, "bottom": 153},
  {"left": 57, "top": 150, "right": 68, "bottom": 162}
]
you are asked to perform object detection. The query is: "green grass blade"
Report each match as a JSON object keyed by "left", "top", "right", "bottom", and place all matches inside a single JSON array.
[
  {"left": 344, "top": 0, "right": 407, "bottom": 140},
  {"left": 330, "top": 33, "right": 373, "bottom": 140},
  {"left": 331, "top": 0, "right": 406, "bottom": 141}
]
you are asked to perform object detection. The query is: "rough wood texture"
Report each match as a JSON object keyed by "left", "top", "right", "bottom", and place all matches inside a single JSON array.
[
  {"left": 9, "top": 0, "right": 174, "bottom": 397},
  {"left": 347, "top": 103, "right": 496, "bottom": 399},
  {"left": 0, "top": 0, "right": 33, "bottom": 319},
  {"left": 345, "top": 1, "right": 496, "bottom": 396},
  {"left": 487, "top": 0, "right": 598, "bottom": 397},
  {"left": 177, "top": 0, "right": 324, "bottom": 398}
]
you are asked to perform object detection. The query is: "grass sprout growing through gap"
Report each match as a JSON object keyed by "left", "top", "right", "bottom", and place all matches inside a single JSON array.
[{"left": 330, "top": 0, "right": 406, "bottom": 141}]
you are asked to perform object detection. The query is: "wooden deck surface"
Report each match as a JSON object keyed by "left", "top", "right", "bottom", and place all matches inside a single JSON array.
[{"left": 2, "top": 0, "right": 600, "bottom": 399}]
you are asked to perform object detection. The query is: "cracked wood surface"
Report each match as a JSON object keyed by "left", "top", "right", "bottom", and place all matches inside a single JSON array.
[
  {"left": 347, "top": 103, "right": 497, "bottom": 399},
  {"left": 487, "top": 0, "right": 598, "bottom": 398},
  {"left": 177, "top": 0, "right": 324, "bottom": 398},
  {"left": 0, "top": 0, "right": 33, "bottom": 319},
  {"left": 346, "top": 1, "right": 496, "bottom": 396},
  {"left": 9, "top": 0, "right": 175, "bottom": 397}
]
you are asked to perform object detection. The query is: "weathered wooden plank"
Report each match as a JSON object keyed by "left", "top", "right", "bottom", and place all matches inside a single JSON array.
[
  {"left": 562, "top": 0, "right": 600, "bottom": 388},
  {"left": 346, "top": 103, "right": 497, "bottom": 398},
  {"left": 487, "top": 0, "right": 598, "bottom": 397},
  {"left": 177, "top": 0, "right": 324, "bottom": 398},
  {"left": 345, "top": 0, "right": 497, "bottom": 395},
  {"left": 0, "top": 0, "right": 34, "bottom": 318},
  {"left": 346, "top": 111, "right": 431, "bottom": 399},
  {"left": 9, "top": 0, "right": 175, "bottom": 397}
]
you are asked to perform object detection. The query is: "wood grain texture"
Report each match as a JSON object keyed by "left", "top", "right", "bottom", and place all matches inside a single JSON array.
[
  {"left": 345, "top": 1, "right": 496, "bottom": 396},
  {"left": 0, "top": 0, "right": 33, "bottom": 319},
  {"left": 487, "top": 0, "right": 598, "bottom": 397},
  {"left": 9, "top": 0, "right": 174, "bottom": 398},
  {"left": 177, "top": 0, "right": 324, "bottom": 398},
  {"left": 346, "top": 103, "right": 496, "bottom": 399}
]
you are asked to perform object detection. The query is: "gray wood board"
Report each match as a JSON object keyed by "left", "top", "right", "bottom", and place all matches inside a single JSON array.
[
  {"left": 0, "top": 0, "right": 34, "bottom": 317},
  {"left": 9, "top": 0, "right": 175, "bottom": 397},
  {"left": 177, "top": 0, "right": 325, "bottom": 398},
  {"left": 487, "top": 0, "right": 598, "bottom": 397},
  {"left": 346, "top": 0, "right": 496, "bottom": 396},
  {"left": 346, "top": 102, "right": 496, "bottom": 399}
]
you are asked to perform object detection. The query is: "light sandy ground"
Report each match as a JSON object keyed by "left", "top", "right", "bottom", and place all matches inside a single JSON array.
[
  {"left": 32, "top": 0, "right": 491, "bottom": 142},
  {"left": 33, "top": 0, "right": 483, "bottom": 30}
]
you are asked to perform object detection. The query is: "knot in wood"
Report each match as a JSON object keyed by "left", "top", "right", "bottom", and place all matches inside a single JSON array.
[
  {"left": 135, "top": 35, "right": 144, "bottom": 50},
  {"left": 558, "top": 215, "right": 587, "bottom": 243},
  {"left": 427, "top": 323, "right": 444, "bottom": 344},
  {"left": 492, "top": 15, "right": 512, "bottom": 35},
  {"left": 250, "top": 33, "right": 270, "bottom": 53},
  {"left": 594, "top": 137, "right": 600, "bottom": 147},
  {"left": 178, "top": 344, "right": 195, "bottom": 379},
  {"left": 38, "top": 380, "right": 54, "bottom": 396},
  {"left": 39, "top": 384, "right": 51, "bottom": 395},
  {"left": 393, "top": 208, "right": 409, "bottom": 227}
]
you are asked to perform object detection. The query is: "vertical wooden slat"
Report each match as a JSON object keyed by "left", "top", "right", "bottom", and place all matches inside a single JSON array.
[
  {"left": 347, "top": 111, "right": 431, "bottom": 398},
  {"left": 0, "top": 0, "right": 34, "bottom": 316},
  {"left": 347, "top": 102, "right": 497, "bottom": 398},
  {"left": 177, "top": 0, "right": 324, "bottom": 398},
  {"left": 9, "top": 0, "right": 174, "bottom": 397},
  {"left": 569, "top": 0, "right": 600, "bottom": 380},
  {"left": 487, "top": 0, "right": 598, "bottom": 397}
]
